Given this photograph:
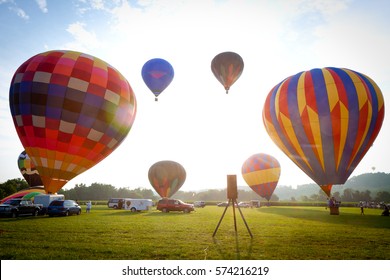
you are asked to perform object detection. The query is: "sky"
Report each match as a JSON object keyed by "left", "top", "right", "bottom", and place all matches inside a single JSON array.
[{"left": 0, "top": 0, "right": 389, "bottom": 193}]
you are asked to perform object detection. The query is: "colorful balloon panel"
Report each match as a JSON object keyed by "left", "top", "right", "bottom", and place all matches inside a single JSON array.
[
  {"left": 211, "top": 52, "right": 244, "bottom": 93},
  {"left": 0, "top": 187, "right": 45, "bottom": 204},
  {"left": 9, "top": 50, "right": 137, "bottom": 194},
  {"left": 141, "top": 58, "right": 174, "bottom": 101},
  {"left": 263, "top": 67, "right": 384, "bottom": 195},
  {"left": 18, "top": 151, "right": 43, "bottom": 187},
  {"left": 148, "top": 160, "right": 186, "bottom": 198},
  {"left": 22, "top": 191, "right": 44, "bottom": 201},
  {"left": 242, "top": 153, "right": 281, "bottom": 201}
]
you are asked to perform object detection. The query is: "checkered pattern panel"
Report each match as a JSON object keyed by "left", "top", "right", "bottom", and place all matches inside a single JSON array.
[{"left": 10, "top": 50, "right": 137, "bottom": 193}]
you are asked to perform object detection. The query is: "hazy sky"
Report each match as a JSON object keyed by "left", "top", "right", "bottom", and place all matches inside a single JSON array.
[{"left": 0, "top": 0, "right": 389, "bottom": 193}]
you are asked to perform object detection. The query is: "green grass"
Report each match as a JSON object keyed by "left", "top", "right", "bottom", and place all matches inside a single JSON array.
[{"left": 0, "top": 206, "right": 389, "bottom": 260}]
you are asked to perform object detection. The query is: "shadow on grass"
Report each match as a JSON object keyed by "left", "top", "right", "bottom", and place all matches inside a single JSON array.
[
  {"left": 143, "top": 211, "right": 194, "bottom": 217},
  {"left": 257, "top": 207, "right": 390, "bottom": 229},
  {"left": 102, "top": 210, "right": 144, "bottom": 216},
  {"left": 211, "top": 235, "right": 254, "bottom": 260},
  {"left": 102, "top": 210, "right": 192, "bottom": 217}
]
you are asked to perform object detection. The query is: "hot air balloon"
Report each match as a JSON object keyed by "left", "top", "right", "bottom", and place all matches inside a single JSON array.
[
  {"left": 141, "top": 58, "right": 174, "bottom": 101},
  {"left": 242, "top": 153, "right": 281, "bottom": 201},
  {"left": 263, "top": 67, "right": 384, "bottom": 197},
  {"left": 18, "top": 151, "right": 43, "bottom": 187},
  {"left": 211, "top": 51, "right": 244, "bottom": 94},
  {"left": 148, "top": 160, "right": 186, "bottom": 198},
  {"left": 9, "top": 50, "right": 137, "bottom": 194},
  {"left": 0, "top": 188, "right": 45, "bottom": 204},
  {"left": 22, "top": 191, "right": 43, "bottom": 201}
]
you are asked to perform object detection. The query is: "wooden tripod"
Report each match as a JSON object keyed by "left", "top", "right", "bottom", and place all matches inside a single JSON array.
[{"left": 213, "top": 198, "right": 253, "bottom": 238}]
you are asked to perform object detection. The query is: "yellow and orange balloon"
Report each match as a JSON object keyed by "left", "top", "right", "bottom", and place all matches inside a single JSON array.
[
  {"left": 263, "top": 67, "right": 384, "bottom": 196},
  {"left": 242, "top": 153, "right": 281, "bottom": 201}
]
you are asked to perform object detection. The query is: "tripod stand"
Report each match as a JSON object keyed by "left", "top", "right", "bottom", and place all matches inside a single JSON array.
[{"left": 213, "top": 198, "right": 253, "bottom": 238}]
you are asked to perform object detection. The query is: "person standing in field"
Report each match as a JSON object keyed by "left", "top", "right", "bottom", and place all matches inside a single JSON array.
[
  {"left": 86, "top": 201, "right": 92, "bottom": 213},
  {"left": 359, "top": 202, "right": 365, "bottom": 215}
]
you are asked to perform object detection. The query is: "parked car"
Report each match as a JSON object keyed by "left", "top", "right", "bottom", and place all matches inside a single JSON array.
[
  {"left": 107, "top": 198, "right": 124, "bottom": 209},
  {"left": 156, "top": 198, "right": 194, "bottom": 213},
  {"left": 0, "top": 199, "right": 42, "bottom": 218},
  {"left": 33, "top": 194, "right": 64, "bottom": 214},
  {"left": 237, "top": 202, "right": 251, "bottom": 208},
  {"left": 194, "top": 201, "right": 206, "bottom": 208},
  {"left": 47, "top": 200, "right": 81, "bottom": 216},
  {"left": 217, "top": 201, "right": 229, "bottom": 207}
]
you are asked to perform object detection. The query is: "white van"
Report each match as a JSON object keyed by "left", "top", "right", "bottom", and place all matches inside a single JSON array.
[{"left": 123, "top": 199, "right": 153, "bottom": 212}]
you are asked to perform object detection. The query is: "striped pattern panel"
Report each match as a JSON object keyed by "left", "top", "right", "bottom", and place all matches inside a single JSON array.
[
  {"left": 242, "top": 153, "right": 281, "bottom": 201},
  {"left": 262, "top": 67, "right": 384, "bottom": 187}
]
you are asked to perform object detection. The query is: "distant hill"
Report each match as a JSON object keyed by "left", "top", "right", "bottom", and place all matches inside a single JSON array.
[{"left": 274, "top": 172, "right": 390, "bottom": 200}]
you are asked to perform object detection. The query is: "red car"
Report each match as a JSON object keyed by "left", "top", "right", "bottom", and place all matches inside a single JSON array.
[{"left": 157, "top": 198, "right": 194, "bottom": 213}]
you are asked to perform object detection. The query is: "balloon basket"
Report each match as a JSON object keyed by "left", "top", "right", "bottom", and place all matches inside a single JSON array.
[{"left": 329, "top": 206, "right": 339, "bottom": 215}]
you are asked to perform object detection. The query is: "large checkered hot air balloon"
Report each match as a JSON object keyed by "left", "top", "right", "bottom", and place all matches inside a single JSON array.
[
  {"left": 9, "top": 50, "right": 137, "bottom": 194},
  {"left": 148, "top": 160, "right": 186, "bottom": 198},
  {"left": 242, "top": 153, "right": 281, "bottom": 201},
  {"left": 263, "top": 67, "right": 384, "bottom": 197}
]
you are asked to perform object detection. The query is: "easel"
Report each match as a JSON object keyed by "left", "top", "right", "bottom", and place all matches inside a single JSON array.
[{"left": 213, "top": 175, "right": 253, "bottom": 238}]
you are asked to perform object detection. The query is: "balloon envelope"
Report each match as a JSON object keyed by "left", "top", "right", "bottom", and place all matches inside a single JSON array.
[
  {"left": 148, "top": 160, "right": 186, "bottom": 198},
  {"left": 9, "top": 50, "right": 137, "bottom": 194},
  {"left": 22, "top": 191, "right": 43, "bottom": 201},
  {"left": 18, "top": 151, "right": 43, "bottom": 187},
  {"left": 141, "top": 58, "right": 174, "bottom": 101},
  {"left": 263, "top": 67, "right": 384, "bottom": 196},
  {"left": 242, "top": 153, "right": 281, "bottom": 201},
  {"left": 211, "top": 51, "right": 244, "bottom": 93},
  {"left": 0, "top": 188, "right": 45, "bottom": 204}
]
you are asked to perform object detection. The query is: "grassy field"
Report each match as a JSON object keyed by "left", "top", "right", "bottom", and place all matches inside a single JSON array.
[{"left": 0, "top": 205, "right": 389, "bottom": 260}]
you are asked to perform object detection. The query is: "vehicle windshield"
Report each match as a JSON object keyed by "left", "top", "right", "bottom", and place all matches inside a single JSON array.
[
  {"left": 50, "top": 200, "right": 64, "bottom": 206},
  {"left": 9, "top": 200, "right": 21, "bottom": 206}
]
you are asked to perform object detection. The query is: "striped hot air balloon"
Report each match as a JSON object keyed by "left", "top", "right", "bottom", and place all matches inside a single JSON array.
[
  {"left": 262, "top": 67, "right": 384, "bottom": 196},
  {"left": 242, "top": 153, "right": 281, "bottom": 201}
]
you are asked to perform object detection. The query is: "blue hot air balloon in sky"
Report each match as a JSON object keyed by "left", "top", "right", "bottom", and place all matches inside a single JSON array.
[{"left": 141, "top": 58, "right": 174, "bottom": 101}]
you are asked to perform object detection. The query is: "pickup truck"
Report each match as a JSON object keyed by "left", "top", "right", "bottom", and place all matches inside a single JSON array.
[{"left": 0, "top": 199, "right": 42, "bottom": 218}]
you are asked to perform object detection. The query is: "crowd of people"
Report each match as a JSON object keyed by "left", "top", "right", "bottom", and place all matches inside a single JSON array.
[
  {"left": 358, "top": 201, "right": 389, "bottom": 216},
  {"left": 326, "top": 197, "right": 340, "bottom": 208}
]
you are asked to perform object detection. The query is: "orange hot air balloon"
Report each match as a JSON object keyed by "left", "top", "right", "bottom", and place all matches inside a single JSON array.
[
  {"left": 211, "top": 51, "right": 244, "bottom": 93},
  {"left": 263, "top": 67, "right": 384, "bottom": 197},
  {"left": 9, "top": 50, "right": 137, "bottom": 194},
  {"left": 148, "top": 160, "right": 186, "bottom": 198},
  {"left": 242, "top": 153, "right": 281, "bottom": 201}
]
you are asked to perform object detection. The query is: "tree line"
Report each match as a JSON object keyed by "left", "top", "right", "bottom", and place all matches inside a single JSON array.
[{"left": 1, "top": 177, "right": 390, "bottom": 203}]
